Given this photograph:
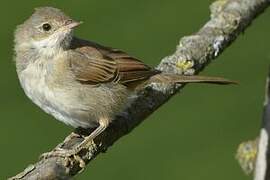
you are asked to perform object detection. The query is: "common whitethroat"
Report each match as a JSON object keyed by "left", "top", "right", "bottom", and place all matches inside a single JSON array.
[{"left": 14, "top": 7, "right": 235, "bottom": 156}]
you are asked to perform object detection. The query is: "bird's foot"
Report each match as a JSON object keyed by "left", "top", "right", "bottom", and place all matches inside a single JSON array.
[
  {"left": 40, "top": 147, "right": 86, "bottom": 168},
  {"left": 40, "top": 123, "right": 106, "bottom": 168},
  {"left": 40, "top": 147, "right": 75, "bottom": 158}
]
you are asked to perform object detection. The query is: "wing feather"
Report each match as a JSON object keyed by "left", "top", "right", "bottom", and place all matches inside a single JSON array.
[{"left": 69, "top": 38, "right": 160, "bottom": 86}]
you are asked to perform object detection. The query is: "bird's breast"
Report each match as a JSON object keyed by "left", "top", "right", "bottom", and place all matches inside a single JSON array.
[
  {"left": 18, "top": 59, "right": 91, "bottom": 128},
  {"left": 18, "top": 58, "right": 131, "bottom": 128}
]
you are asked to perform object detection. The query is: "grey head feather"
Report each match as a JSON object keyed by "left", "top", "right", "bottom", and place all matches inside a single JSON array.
[
  {"left": 14, "top": 7, "right": 75, "bottom": 71},
  {"left": 15, "top": 7, "right": 72, "bottom": 44}
]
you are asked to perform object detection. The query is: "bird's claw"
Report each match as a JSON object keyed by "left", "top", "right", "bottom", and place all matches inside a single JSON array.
[{"left": 40, "top": 148, "right": 86, "bottom": 168}]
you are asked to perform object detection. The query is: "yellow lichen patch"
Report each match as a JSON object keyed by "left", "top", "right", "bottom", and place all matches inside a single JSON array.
[
  {"left": 176, "top": 60, "right": 194, "bottom": 72},
  {"left": 235, "top": 138, "right": 258, "bottom": 175},
  {"left": 211, "top": 0, "right": 228, "bottom": 11}
]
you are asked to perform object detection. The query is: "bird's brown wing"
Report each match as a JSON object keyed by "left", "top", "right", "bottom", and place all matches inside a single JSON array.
[{"left": 69, "top": 38, "right": 159, "bottom": 86}]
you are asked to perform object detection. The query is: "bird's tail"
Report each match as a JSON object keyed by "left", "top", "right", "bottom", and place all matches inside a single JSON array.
[{"left": 149, "top": 73, "right": 237, "bottom": 85}]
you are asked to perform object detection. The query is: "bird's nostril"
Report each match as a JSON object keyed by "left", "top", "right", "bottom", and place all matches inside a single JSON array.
[{"left": 65, "top": 19, "right": 74, "bottom": 25}]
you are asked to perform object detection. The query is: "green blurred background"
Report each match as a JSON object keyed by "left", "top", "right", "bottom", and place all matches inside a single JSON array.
[{"left": 1, "top": 0, "right": 269, "bottom": 179}]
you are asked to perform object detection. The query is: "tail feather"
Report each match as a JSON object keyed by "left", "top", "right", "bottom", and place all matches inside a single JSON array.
[{"left": 150, "top": 73, "right": 237, "bottom": 85}]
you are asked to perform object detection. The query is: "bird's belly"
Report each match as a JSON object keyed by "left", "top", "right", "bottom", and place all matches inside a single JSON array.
[
  {"left": 18, "top": 67, "right": 130, "bottom": 128},
  {"left": 19, "top": 75, "right": 88, "bottom": 128}
]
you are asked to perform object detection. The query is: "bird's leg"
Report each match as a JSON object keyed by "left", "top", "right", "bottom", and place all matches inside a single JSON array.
[
  {"left": 41, "top": 118, "right": 109, "bottom": 160},
  {"left": 74, "top": 118, "right": 109, "bottom": 152}
]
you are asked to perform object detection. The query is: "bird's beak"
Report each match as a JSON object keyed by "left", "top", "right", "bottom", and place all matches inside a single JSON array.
[{"left": 64, "top": 20, "right": 83, "bottom": 29}]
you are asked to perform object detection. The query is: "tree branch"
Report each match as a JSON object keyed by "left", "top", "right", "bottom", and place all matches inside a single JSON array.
[
  {"left": 9, "top": 0, "right": 270, "bottom": 179},
  {"left": 236, "top": 68, "right": 270, "bottom": 180},
  {"left": 253, "top": 68, "right": 270, "bottom": 180}
]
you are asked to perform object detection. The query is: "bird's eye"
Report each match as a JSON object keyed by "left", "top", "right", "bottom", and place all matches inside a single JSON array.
[{"left": 42, "top": 23, "right": 52, "bottom": 31}]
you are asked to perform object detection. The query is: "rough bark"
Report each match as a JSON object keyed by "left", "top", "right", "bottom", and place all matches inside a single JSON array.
[
  {"left": 254, "top": 69, "right": 270, "bottom": 180},
  {"left": 9, "top": 0, "right": 270, "bottom": 179}
]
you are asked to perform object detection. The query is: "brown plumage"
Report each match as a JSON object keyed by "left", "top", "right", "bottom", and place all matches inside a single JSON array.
[
  {"left": 69, "top": 38, "right": 160, "bottom": 86},
  {"left": 69, "top": 37, "right": 234, "bottom": 88}
]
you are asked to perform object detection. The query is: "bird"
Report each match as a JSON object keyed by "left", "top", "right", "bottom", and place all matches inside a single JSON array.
[{"left": 14, "top": 7, "right": 235, "bottom": 157}]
